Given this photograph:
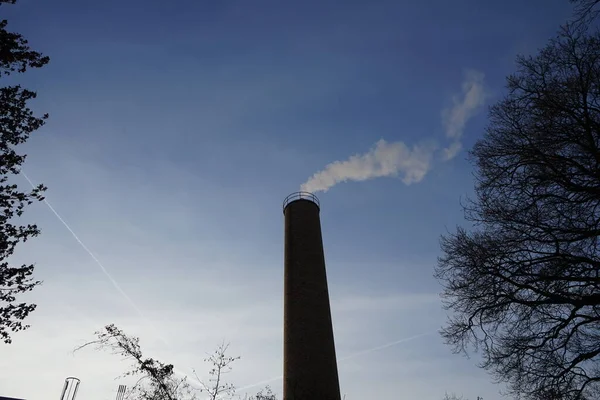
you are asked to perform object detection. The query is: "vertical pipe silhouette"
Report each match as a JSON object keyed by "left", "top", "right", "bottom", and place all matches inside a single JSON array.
[
  {"left": 283, "top": 192, "right": 341, "bottom": 400},
  {"left": 59, "top": 377, "right": 80, "bottom": 400}
]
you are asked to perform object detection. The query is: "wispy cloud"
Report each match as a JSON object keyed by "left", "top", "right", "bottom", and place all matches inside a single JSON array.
[
  {"left": 441, "top": 70, "right": 487, "bottom": 160},
  {"left": 300, "top": 139, "right": 436, "bottom": 193}
]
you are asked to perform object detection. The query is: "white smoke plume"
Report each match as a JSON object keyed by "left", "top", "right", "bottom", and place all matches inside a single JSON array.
[
  {"left": 300, "top": 70, "right": 487, "bottom": 193},
  {"left": 300, "top": 139, "right": 436, "bottom": 194},
  {"left": 441, "top": 69, "right": 487, "bottom": 160}
]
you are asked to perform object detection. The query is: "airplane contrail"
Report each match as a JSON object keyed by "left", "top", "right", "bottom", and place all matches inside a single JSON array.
[
  {"left": 22, "top": 171, "right": 220, "bottom": 388},
  {"left": 21, "top": 171, "right": 171, "bottom": 347},
  {"left": 235, "top": 331, "right": 432, "bottom": 393},
  {"left": 338, "top": 331, "right": 432, "bottom": 361},
  {"left": 20, "top": 172, "right": 208, "bottom": 387}
]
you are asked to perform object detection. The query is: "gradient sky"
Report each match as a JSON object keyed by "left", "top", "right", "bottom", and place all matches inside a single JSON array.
[{"left": 0, "top": 1, "right": 576, "bottom": 399}]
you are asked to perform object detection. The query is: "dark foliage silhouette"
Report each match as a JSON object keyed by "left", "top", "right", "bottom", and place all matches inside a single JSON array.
[
  {"left": 0, "top": 0, "right": 49, "bottom": 344},
  {"left": 75, "top": 324, "right": 192, "bottom": 400},
  {"left": 436, "top": 26, "right": 600, "bottom": 400},
  {"left": 245, "top": 386, "right": 277, "bottom": 400}
]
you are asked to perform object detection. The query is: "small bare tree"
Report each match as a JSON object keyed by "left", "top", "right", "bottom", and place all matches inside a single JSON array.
[{"left": 193, "top": 342, "right": 239, "bottom": 400}]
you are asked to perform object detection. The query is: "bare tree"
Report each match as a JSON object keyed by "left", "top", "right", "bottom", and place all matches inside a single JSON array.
[
  {"left": 435, "top": 26, "right": 600, "bottom": 400},
  {"left": 193, "top": 342, "right": 239, "bottom": 400},
  {"left": 570, "top": 0, "right": 600, "bottom": 24}
]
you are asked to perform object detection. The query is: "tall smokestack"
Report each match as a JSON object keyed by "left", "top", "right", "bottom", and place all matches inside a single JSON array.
[{"left": 283, "top": 192, "right": 341, "bottom": 400}]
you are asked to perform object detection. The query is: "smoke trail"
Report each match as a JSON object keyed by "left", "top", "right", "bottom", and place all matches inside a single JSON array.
[
  {"left": 441, "top": 70, "right": 487, "bottom": 160},
  {"left": 235, "top": 331, "right": 431, "bottom": 393},
  {"left": 300, "top": 70, "right": 487, "bottom": 193},
  {"left": 21, "top": 171, "right": 171, "bottom": 347},
  {"left": 300, "top": 139, "right": 435, "bottom": 194}
]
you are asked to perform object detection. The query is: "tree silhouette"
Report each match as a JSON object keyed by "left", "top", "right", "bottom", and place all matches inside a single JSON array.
[
  {"left": 75, "top": 324, "right": 275, "bottom": 400},
  {"left": 193, "top": 342, "right": 240, "bottom": 400},
  {"left": 76, "top": 324, "right": 192, "bottom": 400},
  {"left": 570, "top": 0, "right": 600, "bottom": 24},
  {"left": 246, "top": 386, "right": 277, "bottom": 400},
  {"left": 0, "top": 0, "right": 49, "bottom": 344},
  {"left": 436, "top": 26, "right": 600, "bottom": 400}
]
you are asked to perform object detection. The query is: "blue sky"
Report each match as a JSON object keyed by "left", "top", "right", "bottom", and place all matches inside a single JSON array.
[{"left": 0, "top": 1, "right": 575, "bottom": 399}]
